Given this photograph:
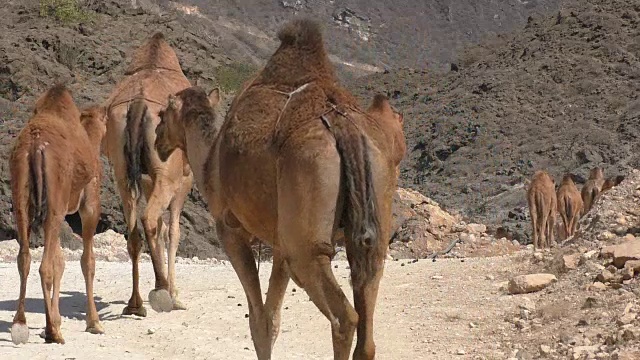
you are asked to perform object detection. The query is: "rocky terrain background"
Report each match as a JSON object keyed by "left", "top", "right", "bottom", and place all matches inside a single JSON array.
[
  {"left": 350, "top": 0, "right": 640, "bottom": 244},
  {"left": 0, "top": 0, "right": 562, "bottom": 258}
]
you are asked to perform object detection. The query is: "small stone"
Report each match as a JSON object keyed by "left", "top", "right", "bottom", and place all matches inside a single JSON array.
[
  {"left": 616, "top": 216, "right": 628, "bottom": 225},
  {"left": 623, "top": 234, "right": 636, "bottom": 242},
  {"left": 590, "top": 282, "right": 608, "bottom": 291},
  {"left": 469, "top": 322, "right": 477, "bottom": 328},
  {"left": 508, "top": 273, "right": 557, "bottom": 294},
  {"left": 467, "top": 223, "right": 487, "bottom": 234},
  {"left": 147, "top": 328, "right": 156, "bottom": 335},
  {"left": 540, "top": 344, "right": 552, "bottom": 356},
  {"left": 485, "top": 275, "right": 495, "bottom": 281},
  {"left": 533, "top": 252, "right": 544, "bottom": 261},
  {"left": 596, "top": 269, "right": 615, "bottom": 283},
  {"left": 600, "top": 231, "right": 615, "bottom": 240},
  {"left": 617, "top": 313, "right": 636, "bottom": 326},
  {"left": 513, "top": 240, "right": 521, "bottom": 247},
  {"left": 518, "top": 297, "right": 536, "bottom": 312},
  {"left": 456, "top": 349, "right": 466, "bottom": 355}
]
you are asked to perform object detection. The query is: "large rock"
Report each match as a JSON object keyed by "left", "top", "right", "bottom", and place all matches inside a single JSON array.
[
  {"left": 612, "top": 240, "right": 640, "bottom": 268},
  {"left": 508, "top": 274, "right": 557, "bottom": 294}
]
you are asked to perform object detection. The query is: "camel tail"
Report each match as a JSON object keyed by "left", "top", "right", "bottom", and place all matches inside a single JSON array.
[
  {"left": 332, "top": 120, "right": 381, "bottom": 289},
  {"left": 28, "top": 145, "right": 48, "bottom": 233},
  {"left": 123, "top": 98, "right": 148, "bottom": 199}
]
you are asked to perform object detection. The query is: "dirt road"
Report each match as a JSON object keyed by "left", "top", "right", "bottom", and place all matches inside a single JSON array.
[{"left": 0, "top": 255, "right": 530, "bottom": 359}]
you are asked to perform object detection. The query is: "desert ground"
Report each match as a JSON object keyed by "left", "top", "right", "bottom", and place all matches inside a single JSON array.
[{"left": 0, "top": 255, "right": 531, "bottom": 360}]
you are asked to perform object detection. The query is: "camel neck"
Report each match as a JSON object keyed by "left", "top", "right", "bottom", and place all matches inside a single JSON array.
[{"left": 184, "top": 126, "right": 211, "bottom": 194}]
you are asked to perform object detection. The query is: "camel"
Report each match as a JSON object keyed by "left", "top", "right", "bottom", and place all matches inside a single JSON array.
[
  {"left": 154, "top": 18, "right": 406, "bottom": 360},
  {"left": 100, "top": 32, "right": 193, "bottom": 315},
  {"left": 527, "top": 170, "right": 556, "bottom": 250},
  {"left": 9, "top": 84, "right": 107, "bottom": 344},
  {"left": 581, "top": 167, "right": 605, "bottom": 216},
  {"left": 601, "top": 175, "right": 625, "bottom": 193},
  {"left": 556, "top": 174, "right": 583, "bottom": 239}
]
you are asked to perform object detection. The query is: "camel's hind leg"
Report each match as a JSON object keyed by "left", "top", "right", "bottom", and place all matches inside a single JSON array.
[
  {"left": 39, "top": 211, "right": 65, "bottom": 344},
  {"left": 167, "top": 175, "right": 192, "bottom": 310},
  {"left": 529, "top": 201, "right": 539, "bottom": 251},
  {"left": 114, "top": 178, "right": 147, "bottom": 317},
  {"left": 79, "top": 178, "right": 105, "bottom": 334},
  {"left": 142, "top": 180, "right": 175, "bottom": 313},
  {"left": 215, "top": 214, "right": 272, "bottom": 359},
  {"left": 264, "top": 248, "right": 290, "bottom": 347},
  {"left": 10, "top": 189, "right": 32, "bottom": 345},
  {"left": 277, "top": 151, "right": 358, "bottom": 360}
]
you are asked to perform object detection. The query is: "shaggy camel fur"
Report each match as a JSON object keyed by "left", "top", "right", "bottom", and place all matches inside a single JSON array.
[
  {"left": 155, "top": 19, "right": 406, "bottom": 360},
  {"left": 9, "top": 85, "right": 107, "bottom": 344},
  {"left": 556, "top": 174, "right": 583, "bottom": 239},
  {"left": 581, "top": 167, "right": 605, "bottom": 216},
  {"left": 527, "top": 170, "right": 557, "bottom": 250},
  {"left": 101, "top": 32, "right": 193, "bottom": 315}
]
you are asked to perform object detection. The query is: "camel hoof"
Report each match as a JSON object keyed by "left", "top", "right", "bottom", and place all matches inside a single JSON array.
[
  {"left": 43, "top": 331, "right": 65, "bottom": 344},
  {"left": 172, "top": 298, "right": 187, "bottom": 310},
  {"left": 10, "top": 323, "right": 29, "bottom": 345},
  {"left": 148, "top": 289, "right": 173, "bottom": 313},
  {"left": 122, "top": 305, "right": 148, "bottom": 317},
  {"left": 86, "top": 322, "right": 105, "bottom": 335}
]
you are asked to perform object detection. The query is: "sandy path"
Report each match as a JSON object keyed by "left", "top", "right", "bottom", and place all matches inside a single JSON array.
[{"left": 0, "top": 256, "right": 526, "bottom": 359}]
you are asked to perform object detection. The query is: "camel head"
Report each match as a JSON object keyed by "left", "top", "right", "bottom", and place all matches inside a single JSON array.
[
  {"left": 156, "top": 86, "right": 221, "bottom": 162},
  {"left": 588, "top": 166, "right": 604, "bottom": 180},
  {"left": 80, "top": 105, "right": 108, "bottom": 155},
  {"left": 366, "top": 94, "right": 406, "bottom": 175}
]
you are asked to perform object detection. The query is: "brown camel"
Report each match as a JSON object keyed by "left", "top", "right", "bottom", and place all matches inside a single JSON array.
[
  {"left": 99, "top": 32, "right": 194, "bottom": 315},
  {"left": 154, "top": 18, "right": 406, "bottom": 360},
  {"left": 581, "top": 167, "right": 605, "bottom": 216},
  {"left": 601, "top": 175, "right": 625, "bottom": 193},
  {"left": 556, "top": 174, "right": 583, "bottom": 239},
  {"left": 527, "top": 170, "right": 556, "bottom": 250},
  {"left": 9, "top": 85, "right": 107, "bottom": 344}
]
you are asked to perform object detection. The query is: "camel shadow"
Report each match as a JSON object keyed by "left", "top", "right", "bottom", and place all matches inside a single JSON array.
[{"left": 0, "top": 291, "right": 110, "bottom": 329}]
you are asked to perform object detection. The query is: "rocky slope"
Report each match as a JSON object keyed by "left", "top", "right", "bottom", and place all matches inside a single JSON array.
[
  {"left": 0, "top": 0, "right": 560, "bottom": 258},
  {"left": 350, "top": 0, "right": 640, "bottom": 243}
]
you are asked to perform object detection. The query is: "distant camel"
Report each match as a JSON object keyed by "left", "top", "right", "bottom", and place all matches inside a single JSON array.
[
  {"left": 154, "top": 18, "right": 406, "bottom": 360},
  {"left": 581, "top": 167, "right": 605, "bottom": 216},
  {"left": 556, "top": 174, "right": 583, "bottom": 239},
  {"left": 601, "top": 175, "right": 624, "bottom": 193},
  {"left": 9, "top": 85, "right": 107, "bottom": 344},
  {"left": 527, "top": 170, "right": 556, "bottom": 250},
  {"left": 101, "top": 32, "right": 193, "bottom": 315}
]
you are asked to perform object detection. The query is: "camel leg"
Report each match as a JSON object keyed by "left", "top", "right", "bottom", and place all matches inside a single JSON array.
[
  {"left": 216, "top": 215, "right": 272, "bottom": 359},
  {"left": 167, "top": 176, "right": 192, "bottom": 310},
  {"left": 40, "top": 214, "right": 65, "bottom": 344},
  {"left": 264, "top": 248, "right": 290, "bottom": 347},
  {"left": 142, "top": 182, "right": 174, "bottom": 313},
  {"left": 79, "top": 178, "right": 105, "bottom": 334},
  {"left": 529, "top": 203, "right": 538, "bottom": 251},
  {"left": 10, "top": 195, "right": 31, "bottom": 345},
  {"left": 277, "top": 152, "right": 358, "bottom": 360},
  {"left": 548, "top": 203, "right": 556, "bottom": 246},
  {"left": 539, "top": 209, "right": 548, "bottom": 250},
  {"left": 114, "top": 179, "right": 147, "bottom": 317}
]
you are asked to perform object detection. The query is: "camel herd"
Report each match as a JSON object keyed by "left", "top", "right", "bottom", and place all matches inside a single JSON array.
[
  {"left": 526, "top": 167, "right": 624, "bottom": 250},
  {"left": 7, "top": 18, "right": 406, "bottom": 360}
]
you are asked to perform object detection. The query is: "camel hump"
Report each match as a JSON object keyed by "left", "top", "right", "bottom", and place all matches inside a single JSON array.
[{"left": 277, "top": 18, "right": 324, "bottom": 50}]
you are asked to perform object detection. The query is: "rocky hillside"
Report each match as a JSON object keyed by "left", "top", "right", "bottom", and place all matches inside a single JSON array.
[
  {"left": 351, "top": 0, "right": 640, "bottom": 243},
  {"left": 0, "top": 0, "right": 561, "bottom": 258}
]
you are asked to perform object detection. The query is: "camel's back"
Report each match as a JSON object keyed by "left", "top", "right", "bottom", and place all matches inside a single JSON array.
[
  {"left": 16, "top": 115, "right": 98, "bottom": 181},
  {"left": 105, "top": 70, "right": 191, "bottom": 109}
]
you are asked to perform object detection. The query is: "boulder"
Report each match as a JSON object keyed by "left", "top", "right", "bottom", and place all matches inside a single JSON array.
[{"left": 612, "top": 240, "right": 640, "bottom": 268}]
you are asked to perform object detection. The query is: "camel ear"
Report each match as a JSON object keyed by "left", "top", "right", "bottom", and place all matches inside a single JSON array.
[
  {"left": 398, "top": 112, "right": 404, "bottom": 124},
  {"left": 208, "top": 87, "right": 221, "bottom": 107}
]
